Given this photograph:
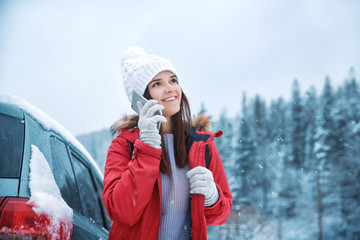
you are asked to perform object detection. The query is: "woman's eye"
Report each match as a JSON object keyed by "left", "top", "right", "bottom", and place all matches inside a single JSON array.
[
  {"left": 171, "top": 78, "right": 178, "bottom": 83},
  {"left": 152, "top": 82, "right": 160, "bottom": 87}
]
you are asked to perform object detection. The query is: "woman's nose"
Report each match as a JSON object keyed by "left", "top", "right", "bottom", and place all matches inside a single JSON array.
[{"left": 165, "top": 83, "right": 175, "bottom": 92}]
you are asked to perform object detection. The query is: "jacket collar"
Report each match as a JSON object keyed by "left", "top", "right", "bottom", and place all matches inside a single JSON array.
[{"left": 111, "top": 112, "right": 212, "bottom": 137}]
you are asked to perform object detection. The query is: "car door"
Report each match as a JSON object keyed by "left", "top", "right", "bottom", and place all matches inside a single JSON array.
[
  {"left": 70, "top": 151, "right": 109, "bottom": 239},
  {"left": 50, "top": 136, "right": 108, "bottom": 239}
]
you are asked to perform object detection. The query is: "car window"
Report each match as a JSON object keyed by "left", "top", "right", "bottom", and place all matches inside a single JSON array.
[
  {"left": 70, "top": 153, "right": 105, "bottom": 227},
  {"left": 92, "top": 170, "right": 112, "bottom": 230},
  {"left": 0, "top": 114, "right": 24, "bottom": 178},
  {"left": 49, "top": 136, "right": 82, "bottom": 213}
]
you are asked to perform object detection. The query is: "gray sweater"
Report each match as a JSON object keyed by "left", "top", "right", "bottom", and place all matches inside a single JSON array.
[{"left": 159, "top": 134, "right": 191, "bottom": 240}]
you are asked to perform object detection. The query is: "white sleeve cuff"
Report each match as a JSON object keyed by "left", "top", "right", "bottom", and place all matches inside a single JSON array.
[
  {"left": 205, "top": 185, "right": 219, "bottom": 207},
  {"left": 140, "top": 131, "right": 161, "bottom": 149}
]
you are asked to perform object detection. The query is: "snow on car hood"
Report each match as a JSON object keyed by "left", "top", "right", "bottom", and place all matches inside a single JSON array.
[
  {"left": 28, "top": 145, "right": 73, "bottom": 240},
  {"left": 0, "top": 92, "right": 103, "bottom": 178}
]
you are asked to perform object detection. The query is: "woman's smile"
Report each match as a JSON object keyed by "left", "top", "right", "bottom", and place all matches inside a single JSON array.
[{"left": 162, "top": 96, "right": 177, "bottom": 102}]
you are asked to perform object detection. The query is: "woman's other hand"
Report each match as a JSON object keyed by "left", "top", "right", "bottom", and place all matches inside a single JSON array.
[{"left": 187, "top": 166, "right": 220, "bottom": 207}]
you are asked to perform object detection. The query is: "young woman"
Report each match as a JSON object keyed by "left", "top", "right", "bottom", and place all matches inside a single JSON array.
[{"left": 102, "top": 47, "right": 232, "bottom": 240}]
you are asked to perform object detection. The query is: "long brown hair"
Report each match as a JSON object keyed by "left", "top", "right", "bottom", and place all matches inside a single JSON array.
[{"left": 143, "top": 88, "right": 192, "bottom": 175}]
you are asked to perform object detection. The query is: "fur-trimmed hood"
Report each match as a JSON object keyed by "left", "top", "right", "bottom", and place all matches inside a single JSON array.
[{"left": 111, "top": 112, "right": 212, "bottom": 136}]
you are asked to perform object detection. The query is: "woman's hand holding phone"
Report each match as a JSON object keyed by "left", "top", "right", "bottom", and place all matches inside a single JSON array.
[
  {"left": 137, "top": 100, "right": 167, "bottom": 149},
  {"left": 132, "top": 90, "right": 162, "bottom": 130}
]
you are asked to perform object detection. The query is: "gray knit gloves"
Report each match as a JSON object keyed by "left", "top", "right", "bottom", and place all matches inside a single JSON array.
[
  {"left": 187, "top": 166, "right": 220, "bottom": 207},
  {"left": 137, "top": 100, "right": 167, "bottom": 149}
]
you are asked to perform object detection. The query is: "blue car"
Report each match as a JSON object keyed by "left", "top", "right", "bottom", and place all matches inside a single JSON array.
[{"left": 0, "top": 94, "right": 111, "bottom": 239}]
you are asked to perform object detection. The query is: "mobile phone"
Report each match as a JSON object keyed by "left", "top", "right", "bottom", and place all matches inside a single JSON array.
[{"left": 131, "top": 90, "right": 162, "bottom": 129}]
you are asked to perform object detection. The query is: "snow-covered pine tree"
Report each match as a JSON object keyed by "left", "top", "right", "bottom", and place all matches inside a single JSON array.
[
  {"left": 212, "top": 108, "right": 237, "bottom": 239},
  {"left": 304, "top": 86, "right": 318, "bottom": 171},
  {"left": 303, "top": 86, "right": 321, "bottom": 236},
  {"left": 277, "top": 94, "right": 299, "bottom": 219},
  {"left": 314, "top": 77, "right": 342, "bottom": 238},
  {"left": 267, "top": 97, "right": 288, "bottom": 236},
  {"left": 337, "top": 70, "right": 360, "bottom": 239},
  {"left": 283, "top": 80, "right": 306, "bottom": 218},
  {"left": 234, "top": 93, "right": 257, "bottom": 207},
  {"left": 252, "top": 95, "right": 270, "bottom": 212},
  {"left": 214, "top": 108, "right": 235, "bottom": 201},
  {"left": 290, "top": 79, "right": 306, "bottom": 170}
]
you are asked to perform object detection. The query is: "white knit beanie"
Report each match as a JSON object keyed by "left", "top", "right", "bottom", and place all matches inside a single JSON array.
[{"left": 121, "top": 47, "right": 178, "bottom": 103}]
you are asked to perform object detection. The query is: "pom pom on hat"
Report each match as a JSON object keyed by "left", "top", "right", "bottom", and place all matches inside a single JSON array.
[
  {"left": 121, "top": 47, "right": 146, "bottom": 67},
  {"left": 121, "top": 47, "right": 177, "bottom": 103}
]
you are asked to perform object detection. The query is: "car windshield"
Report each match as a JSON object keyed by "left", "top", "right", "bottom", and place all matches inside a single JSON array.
[{"left": 0, "top": 114, "right": 25, "bottom": 178}]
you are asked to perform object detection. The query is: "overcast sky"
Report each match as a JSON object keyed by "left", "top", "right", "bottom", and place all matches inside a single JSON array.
[{"left": 1, "top": 0, "right": 359, "bottom": 136}]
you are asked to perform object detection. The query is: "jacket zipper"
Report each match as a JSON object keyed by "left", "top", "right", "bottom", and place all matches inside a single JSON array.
[{"left": 157, "top": 176, "right": 162, "bottom": 239}]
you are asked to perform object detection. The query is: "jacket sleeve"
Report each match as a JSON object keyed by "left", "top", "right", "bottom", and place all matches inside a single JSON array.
[
  {"left": 205, "top": 141, "right": 233, "bottom": 225},
  {"left": 102, "top": 136, "right": 161, "bottom": 226}
]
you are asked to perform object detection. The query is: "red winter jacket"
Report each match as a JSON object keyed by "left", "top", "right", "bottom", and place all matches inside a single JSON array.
[{"left": 102, "top": 125, "right": 232, "bottom": 240}]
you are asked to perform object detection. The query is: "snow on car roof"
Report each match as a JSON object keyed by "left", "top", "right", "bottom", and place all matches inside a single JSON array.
[{"left": 0, "top": 93, "right": 104, "bottom": 179}]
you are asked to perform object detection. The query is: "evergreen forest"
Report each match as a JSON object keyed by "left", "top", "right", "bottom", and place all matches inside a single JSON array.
[{"left": 208, "top": 68, "right": 360, "bottom": 240}]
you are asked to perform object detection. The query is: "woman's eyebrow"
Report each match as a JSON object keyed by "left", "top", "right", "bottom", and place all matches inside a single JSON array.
[
  {"left": 150, "top": 79, "right": 161, "bottom": 83},
  {"left": 151, "top": 75, "right": 177, "bottom": 82}
]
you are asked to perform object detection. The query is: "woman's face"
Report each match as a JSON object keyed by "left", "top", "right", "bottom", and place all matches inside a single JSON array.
[{"left": 148, "top": 70, "right": 182, "bottom": 118}]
